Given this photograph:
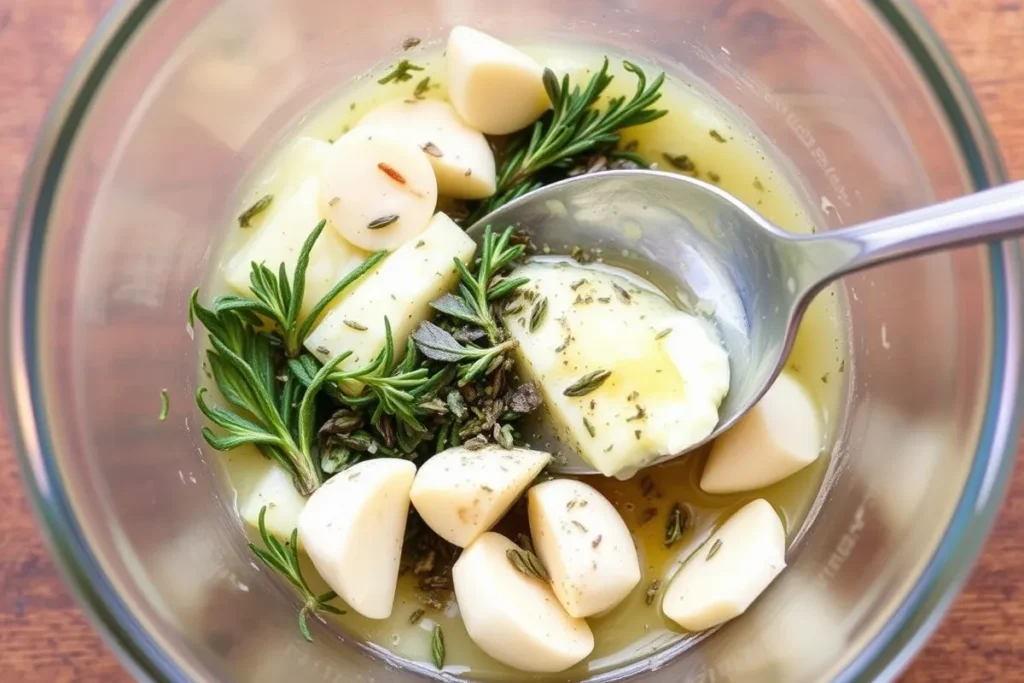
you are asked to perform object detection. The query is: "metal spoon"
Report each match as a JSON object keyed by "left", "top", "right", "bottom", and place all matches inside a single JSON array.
[{"left": 467, "top": 170, "right": 1024, "bottom": 475}]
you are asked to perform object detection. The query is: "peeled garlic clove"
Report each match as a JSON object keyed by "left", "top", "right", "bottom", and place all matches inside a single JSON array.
[
  {"left": 528, "top": 479, "right": 641, "bottom": 617},
  {"left": 238, "top": 459, "right": 307, "bottom": 541},
  {"left": 701, "top": 372, "right": 822, "bottom": 494},
  {"left": 410, "top": 445, "right": 550, "bottom": 547},
  {"left": 503, "top": 261, "right": 730, "bottom": 478},
  {"left": 662, "top": 499, "right": 786, "bottom": 631},
  {"left": 297, "top": 459, "right": 416, "bottom": 619},
  {"left": 453, "top": 532, "right": 594, "bottom": 672},
  {"left": 446, "top": 26, "right": 550, "bottom": 135}
]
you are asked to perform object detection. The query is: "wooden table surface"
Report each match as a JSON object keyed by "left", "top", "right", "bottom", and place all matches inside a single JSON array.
[{"left": 1, "top": 1, "right": 1023, "bottom": 681}]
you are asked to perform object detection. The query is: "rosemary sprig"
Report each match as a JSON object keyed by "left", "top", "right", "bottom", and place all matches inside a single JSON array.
[
  {"left": 214, "top": 220, "right": 386, "bottom": 356},
  {"left": 249, "top": 506, "right": 345, "bottom": 641},
  {"left": 478, "top": 60, "right": 666, "bottom": 215},
  {"left": 434, "top": 226, "right": 528, "bottom": 344},
  {"left": 290, "top": 318, "right": 445, "bottom": 440},
  {"left": 191, "top": 292, "right": 347, "bottom": 495}
]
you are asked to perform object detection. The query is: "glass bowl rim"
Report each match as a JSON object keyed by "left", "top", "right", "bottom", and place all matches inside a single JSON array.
[{"left": 3, "top": 1, "right": 1021, "bottom": 681}]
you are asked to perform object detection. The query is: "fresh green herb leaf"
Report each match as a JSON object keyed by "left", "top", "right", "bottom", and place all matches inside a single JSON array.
[
  {"left": 431, "top": 624, "right": 445, "bottom": 670},
  {"left": 706, "top": 538, "right": 723, "bottom": 561},
  {"left": 191, "top": 290, "right": 349, "bottom": 494},
  {"left": 238, "top": 194, "right": 273, "bottom": 228},
  {"left": 316, "top": 319, "right": 442, "bottom": 436},
  {"left": 429, "top": 293, "right": 479, "bottom": 324},
  {"left": 249, "top": 507, "right": 346, "bottom": 641},
  {"left": 451, "top": 226, "right": 528, "bottom": 344},
  {"left": 563, "top": 369, "right": 611, "bottom": 397},
  {"left": 378, "top": 59, "right": 425, "bottom": 85},
  {"left": 159, "top": 389, "right": 169, "bottom": 421}
]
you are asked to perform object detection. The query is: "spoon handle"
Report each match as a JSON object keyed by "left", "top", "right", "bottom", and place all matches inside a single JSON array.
[{"left": 798, "top": 180, "right": 1024, "bottom": 286}]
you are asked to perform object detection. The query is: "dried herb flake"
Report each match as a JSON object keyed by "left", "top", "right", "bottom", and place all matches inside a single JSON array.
[
  {"left": 563, "top": 369, "right": 612, "bottom": 397},
  {"left": 367, "top": 214, "right": 400, "bottom": 230},
  {"left": 238, "top": 194, "right": 273, "bottom": 227}
]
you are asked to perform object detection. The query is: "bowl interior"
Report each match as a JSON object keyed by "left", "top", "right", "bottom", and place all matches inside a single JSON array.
[{"left": 7, "top": 1, "right": 1019, "bottom": 682}]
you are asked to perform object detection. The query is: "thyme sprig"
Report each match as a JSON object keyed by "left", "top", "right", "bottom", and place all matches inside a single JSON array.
[
  {"left": 412, "top": 321, "right": 517, "bottom": 386},
  {"left": 249, "top": 506, "right": 345, "bottom": 641},
  {"left": 432, "top": 225, "right": 528, "bottom": 344}
]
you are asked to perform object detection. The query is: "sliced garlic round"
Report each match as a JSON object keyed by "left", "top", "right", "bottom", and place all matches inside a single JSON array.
[
  {"left": 357, "top": 99, "right": 497, "bottom": 199},
  {"left": 320, "top": 131, "right": 437, "bottom": 250}
]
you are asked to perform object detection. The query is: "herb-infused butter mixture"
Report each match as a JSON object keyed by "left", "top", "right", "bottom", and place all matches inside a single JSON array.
[{"left": 191, "top": 27, "right": 844, "bottom": 679}]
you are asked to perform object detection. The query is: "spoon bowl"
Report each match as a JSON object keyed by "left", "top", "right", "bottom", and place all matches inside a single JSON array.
[{"left": 467, "top": 170, "right": 1024, "bottom": 475}]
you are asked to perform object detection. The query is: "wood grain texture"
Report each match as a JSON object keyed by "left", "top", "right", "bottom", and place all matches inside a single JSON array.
[{"left": 0, "top": 1, "right": 1022, "bottom": 681}]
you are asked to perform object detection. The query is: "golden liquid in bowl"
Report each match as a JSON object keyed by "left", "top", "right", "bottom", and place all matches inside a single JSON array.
[{"left": 205, "top": 41, "right": 845, "bottom": 680}]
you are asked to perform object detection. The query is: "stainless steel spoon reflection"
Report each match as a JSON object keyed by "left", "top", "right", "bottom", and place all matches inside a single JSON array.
[{"left": 467, "top": 170, "right": 1024, "bottom": 475}]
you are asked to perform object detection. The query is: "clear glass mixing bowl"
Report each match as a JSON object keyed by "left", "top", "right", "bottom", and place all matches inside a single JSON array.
[{"left": 4, "top": 0, "right": 1022, "bottom": 681}]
